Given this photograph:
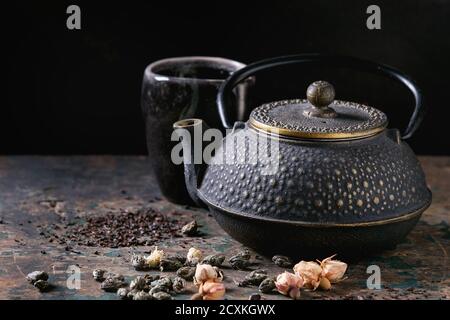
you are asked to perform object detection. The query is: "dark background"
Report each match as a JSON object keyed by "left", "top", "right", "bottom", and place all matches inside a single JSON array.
[{"left": 4, "top": 0, "right": 450, "bottom": 155}]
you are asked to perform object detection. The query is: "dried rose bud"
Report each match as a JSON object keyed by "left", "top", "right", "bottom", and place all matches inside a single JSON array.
[
  {"left": 145, "top": 246, "right": 164, "bottom": 268},
  {"left": 193, "top": 264, "right": 222, "bottom": 287},
  {"left": 320, "top": 255, "right": 347, "bottom": 283},
  {"left": 275, "top": 272, "right": 303, "bottom": 300},
  {"left": 187, "top": 247, "right": 203, "bottom": 266},
  {"left": 319, "top": 277, "right": 332, "bottom": 290},
  {"left": 200, "top": 279, "right": 226, "bottom": 300},
  {"left": 293, "top": 261, "right": 322, "bottom": 290},
  {"left": 288, "top": 287, "right": 301, "bottom": 300}
]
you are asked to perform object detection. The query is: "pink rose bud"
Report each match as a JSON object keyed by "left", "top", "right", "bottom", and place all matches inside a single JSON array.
[
  {"left": 293, "top": 260, "right": 322, "bottom": 290},
  {"left": 275, "top": 271, "right": 303, "bottom": 300},
  {"left": 200, "top": 279, "right": 226, "bottom": 300},
  {"left": 320, "top": 255, "right": 347, "bottom": 283}
]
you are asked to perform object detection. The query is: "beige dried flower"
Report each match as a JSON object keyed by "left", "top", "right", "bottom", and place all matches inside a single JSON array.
[
  {"left": 319, "top": 255, "right": 347, "bottom": 283},
  {"left": 200, "top": 279, "right": 226, "bottom": 300},
  {"left": 187, "top": 247, "right": 203, "bottom": 266},
  {"left": 275, "top": 271, "right": 303, "bottom": 300},
  {"left": 193, "top": 264, "right": 222, "bottom": 287},
  {"left": 293, "top": 260, "right": 322, "bottom": 290},
  {"left": 145, "top": 246, "right": 164, "bottom": 268},
  {"left": 319, "top": 277, "right": 332, "bottom": 290}
]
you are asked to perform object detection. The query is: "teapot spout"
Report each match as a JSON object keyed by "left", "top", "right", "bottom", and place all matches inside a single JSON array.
[{"left": 172, "top": 119, "right": 209, "bottom": 206}]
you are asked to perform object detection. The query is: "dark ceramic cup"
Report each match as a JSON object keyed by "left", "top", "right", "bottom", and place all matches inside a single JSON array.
[{"left": 141, "top": 57, "right": 251, "bottom": 205}]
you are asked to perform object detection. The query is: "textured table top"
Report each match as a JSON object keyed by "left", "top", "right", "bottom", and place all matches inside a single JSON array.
[{"left": 0, "top": 156, "right": 448, "bottom": 300}]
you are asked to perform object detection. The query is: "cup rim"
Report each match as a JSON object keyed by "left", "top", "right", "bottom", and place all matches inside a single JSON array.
[{"left": 144, "top": 56, "right": 246, "bottom": 83}]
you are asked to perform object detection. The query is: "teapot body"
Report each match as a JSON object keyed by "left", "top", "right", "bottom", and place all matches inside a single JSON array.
[
  {"left": 198, "top": 125, "right": 431, "bottom": 225},
  {"left": 195, "top": 125, "right": 431, "bottom": 258},
  {"left": 175, "top": 54, "right": 431, "bottom": 258}
]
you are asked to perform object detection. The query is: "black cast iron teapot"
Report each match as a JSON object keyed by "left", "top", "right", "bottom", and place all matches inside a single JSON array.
[{"left": 173, "top": 54, "right": 432, "bottom": 259}]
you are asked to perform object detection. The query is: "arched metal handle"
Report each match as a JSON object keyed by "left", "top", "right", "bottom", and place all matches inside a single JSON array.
[{"left": 217, "top": 54, "right": 425, "bottom": 139}]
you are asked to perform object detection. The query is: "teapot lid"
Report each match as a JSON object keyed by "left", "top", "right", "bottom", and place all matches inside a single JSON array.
[{"left": 249, "top": 81, "right": 388, "bottom": 140}]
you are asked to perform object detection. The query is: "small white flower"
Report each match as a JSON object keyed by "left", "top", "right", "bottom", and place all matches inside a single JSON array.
[
  {"left": 187, "top": 247, "right": 202, "bottom": 266},
  {"left": 145, "top": 246, "right": 164, "bottom": 268}
]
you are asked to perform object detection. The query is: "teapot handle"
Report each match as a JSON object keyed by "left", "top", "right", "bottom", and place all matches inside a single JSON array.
[{"left": 217, "top": 54, "right": 424, "bottom": 140}]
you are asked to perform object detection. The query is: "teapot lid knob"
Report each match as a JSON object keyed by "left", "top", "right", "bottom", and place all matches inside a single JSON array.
[{"left": 305, "top": 81, "right": 337, "bottom": 118}]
